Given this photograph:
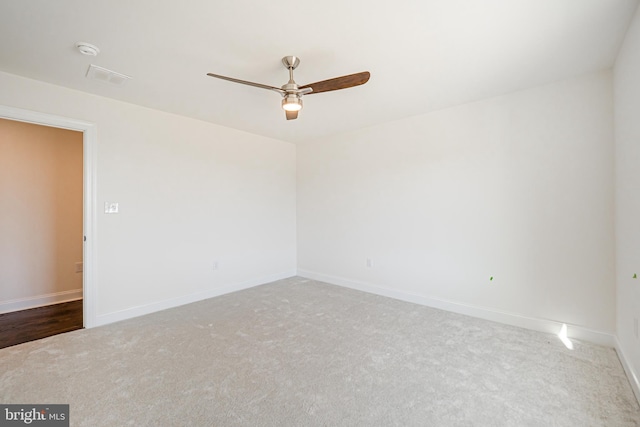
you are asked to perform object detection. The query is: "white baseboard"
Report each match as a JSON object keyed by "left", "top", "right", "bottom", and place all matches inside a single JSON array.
[
  {"left": 94, "top": 270, "right": 297, "bottom": 327},
  {"left": 0, "top": 289, "right": 83, "bottom": 314},
  {"left": 297, "top": 269, "right": 616, "bottom": 348},
  {"left": 615, "top": 338, "right": 640, "bottom": 404}
]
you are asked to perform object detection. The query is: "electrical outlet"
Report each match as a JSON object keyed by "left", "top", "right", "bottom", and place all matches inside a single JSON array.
[
  {"left": 634, "top": 318, "right": 638, "bottom": 339},
  {"left": 213, "top": 261, "right": 219, "bottom": 271},
  {"left": 366, "top": 258, "right": 373, "bottom": 268}
]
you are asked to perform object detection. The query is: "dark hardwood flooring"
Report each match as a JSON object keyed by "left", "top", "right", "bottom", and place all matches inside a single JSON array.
[{"left": 0, "top": 300, "right": 83, "bottom": 349}]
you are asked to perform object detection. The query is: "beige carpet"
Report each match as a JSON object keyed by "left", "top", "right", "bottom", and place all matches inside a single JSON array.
[{"left": 1, "top": 276, "right": 639, "bottom": 426}]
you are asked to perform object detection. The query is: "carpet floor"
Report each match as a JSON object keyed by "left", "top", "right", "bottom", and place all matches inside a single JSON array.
[{"left": 1, "top": 277, "right": 639, "bottom": 426}]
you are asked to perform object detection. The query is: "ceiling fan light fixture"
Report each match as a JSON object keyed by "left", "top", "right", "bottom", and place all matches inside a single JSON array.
[{"left": 282, "top": 95, "right": 302, "bottom": 112}]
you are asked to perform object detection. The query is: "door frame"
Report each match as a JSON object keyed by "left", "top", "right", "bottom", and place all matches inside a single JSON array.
[{"left": 0, "top": 105, "right": 97, "bottom": 328}]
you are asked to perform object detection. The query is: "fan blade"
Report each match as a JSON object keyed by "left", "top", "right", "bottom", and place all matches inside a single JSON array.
[
  {"left": 206, "top": 73, "right": 285, "bottom": 94},
  {"left": 285, "top": 110, "right": 299, "bottom": 120},
  {"left": 299, "top": 71, "right": 370, "bottom": 95}
]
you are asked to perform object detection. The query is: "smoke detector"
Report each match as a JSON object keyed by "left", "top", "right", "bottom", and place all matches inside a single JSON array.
[{"left": 76, "top": 42, "right": 100, "bottom": 56}]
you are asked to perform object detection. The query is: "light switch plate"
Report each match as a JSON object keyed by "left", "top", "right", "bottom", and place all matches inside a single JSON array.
[{"left": 104, "top": 202, "right": 119, "bottom": 214}]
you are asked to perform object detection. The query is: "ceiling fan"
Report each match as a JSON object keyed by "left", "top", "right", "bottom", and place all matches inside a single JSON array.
[{"left": 207, "top": 56, "right": 370, "bottom": 120}]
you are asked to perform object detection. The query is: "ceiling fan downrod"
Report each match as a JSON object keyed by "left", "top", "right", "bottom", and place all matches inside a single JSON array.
[{"left": 281, "top": 56, "right": 303, "bottom": 113}]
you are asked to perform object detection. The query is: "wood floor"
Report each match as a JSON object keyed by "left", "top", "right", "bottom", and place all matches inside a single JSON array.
[{"left": 0, "top": 300, "right": 83, "bottom": 349}]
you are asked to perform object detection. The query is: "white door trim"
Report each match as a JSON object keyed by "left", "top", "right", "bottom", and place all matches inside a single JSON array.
[{"left": 0, "top": 105, "right": 98, "bottom": 328}]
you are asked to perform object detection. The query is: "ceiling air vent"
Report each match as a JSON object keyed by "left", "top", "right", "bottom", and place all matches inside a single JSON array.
[{"left": 86, "top": 64, "right": 131, "bottom": 86}]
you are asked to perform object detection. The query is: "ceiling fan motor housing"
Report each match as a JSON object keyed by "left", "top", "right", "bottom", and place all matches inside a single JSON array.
[{"left": 282, "top": 94, "right": 302, "bottom": 111}]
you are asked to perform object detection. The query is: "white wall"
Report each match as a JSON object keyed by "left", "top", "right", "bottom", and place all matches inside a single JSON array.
[
  {"left": 0, "top": 71, "right": 297, "bottom": 324},
  {"left": 0, "top": 64, "right": 620, "bottom": 346},
  {"left": 298, "top": 70, "right": 615, "bottom": 336},
  {"left": 0, "top": 119, "right": 83, "bottom": 310},
  {"left": 614, "top": 4, "right": 640, "bottom": 394}
]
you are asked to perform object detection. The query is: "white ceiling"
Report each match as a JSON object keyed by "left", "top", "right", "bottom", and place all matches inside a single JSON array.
[{"left": 0, "top": 0, "right": 637, "bottom": 144}]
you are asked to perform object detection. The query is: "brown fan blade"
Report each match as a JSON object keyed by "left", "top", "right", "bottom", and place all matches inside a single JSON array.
[
  {"left": 299, "top": 71, "right": 370, "bottom": 95},
  {"left": 207, "top": 73, "right": 285, "bottom": 95},
  {"left": 285, "top": 110, "right": 299, "bottom": 120}
]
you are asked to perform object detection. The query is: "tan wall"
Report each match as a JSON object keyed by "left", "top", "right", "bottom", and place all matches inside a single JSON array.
[{"left": 0, "top": 118, "right": 83, "bottom": 307}]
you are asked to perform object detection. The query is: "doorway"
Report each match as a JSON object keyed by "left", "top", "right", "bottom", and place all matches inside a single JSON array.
[
  {"left": 0, "top": 118, "right": 82, "bottom": 347},
  {"left": 0, "top": 106, "right": 97, "bottom": 337}
]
